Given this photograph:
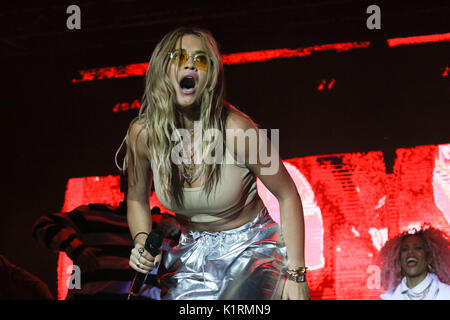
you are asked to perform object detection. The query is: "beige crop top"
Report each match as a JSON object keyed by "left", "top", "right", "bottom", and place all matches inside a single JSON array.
[{"left": 153, "top": 146, "right": 258, "bottom": 228}]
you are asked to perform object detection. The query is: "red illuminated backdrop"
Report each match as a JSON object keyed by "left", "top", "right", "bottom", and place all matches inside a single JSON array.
[
  {"left": 57, "top": 143, "right": 450, "bottom": 300},
  {"left": 71, "top": 32, "right": 450, "bottom": 83},
  {"left": 57, "top": 30, "right": 450, "bottom": 300}
]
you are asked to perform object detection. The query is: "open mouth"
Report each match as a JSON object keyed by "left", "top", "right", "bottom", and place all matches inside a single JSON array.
[
  {"left": 179, "top": 75, "right": 197, "bottom": 95},
  {"left": 406, "top": 257, "right": 418, "bottom": 268}
]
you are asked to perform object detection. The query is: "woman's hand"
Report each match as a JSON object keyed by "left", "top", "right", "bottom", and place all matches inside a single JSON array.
[
  {"left": 282, "top": 280, "right": 310, "bottom": 300},
  {"left": 129, "top": 243, "right": 162, "bottom": 274}
]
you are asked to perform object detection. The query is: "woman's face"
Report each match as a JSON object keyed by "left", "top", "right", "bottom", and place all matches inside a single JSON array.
[
  {"left": 400, "top": 235, "right": 429, "bottom": 278},
  {"left": 168, "top": 34, "right": 209, "bottom": 109}
]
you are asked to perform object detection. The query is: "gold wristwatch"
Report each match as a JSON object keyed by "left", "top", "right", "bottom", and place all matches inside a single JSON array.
[{"left": 285, "top": 267, "right": 307, "bottom": 283}]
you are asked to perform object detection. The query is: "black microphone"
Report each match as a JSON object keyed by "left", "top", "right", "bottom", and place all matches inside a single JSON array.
[{"left": 128, "top": 229, "right": 164, "bottom": 299}]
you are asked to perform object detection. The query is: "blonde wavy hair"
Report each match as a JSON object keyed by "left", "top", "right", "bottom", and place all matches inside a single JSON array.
[{"left": 116, "top": 27, "right": 227, "bottom": 207}]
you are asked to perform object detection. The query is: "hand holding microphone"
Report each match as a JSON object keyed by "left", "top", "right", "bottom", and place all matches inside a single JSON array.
[
  {"left": 130, "top": 230, "right": 163, "bottom": 274},
  {"left": 128, "top": 230, "right": 164, "bottom": 299}
]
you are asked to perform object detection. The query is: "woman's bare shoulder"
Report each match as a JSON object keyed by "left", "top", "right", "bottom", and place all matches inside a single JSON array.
[
  {"left": 129, "top": 118, "right": 147, "bottom": 136},
  {"left": 223, "top": 104, "right": 259, "bottom": 161},
  {"left": 224, "top": 104, "right": 257, "bottom": 131},
  {"left": 128, "top": 118, "right": 149, "bottom": 157}
]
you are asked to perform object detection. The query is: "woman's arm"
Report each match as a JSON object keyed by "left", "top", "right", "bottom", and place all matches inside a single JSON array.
[
  {"left": 126, "top": 120, "right": 159, "bottom": 274},
  {"left": 226, "top": 110, "right": 309, "bottom": 300}
]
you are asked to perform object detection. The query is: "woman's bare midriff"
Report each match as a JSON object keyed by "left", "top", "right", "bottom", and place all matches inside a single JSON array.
[{"left": 178, "top": 196, "right": 266, "bottom": 233}]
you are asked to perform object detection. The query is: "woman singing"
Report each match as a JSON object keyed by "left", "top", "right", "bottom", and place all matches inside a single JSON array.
[{"left": 117, "top": 27, "right": 310, "bottom": 300}]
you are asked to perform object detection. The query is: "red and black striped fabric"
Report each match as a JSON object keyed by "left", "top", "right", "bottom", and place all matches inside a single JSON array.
[{"left": 32, "top": 202, "right": 160, "bottom": 300}]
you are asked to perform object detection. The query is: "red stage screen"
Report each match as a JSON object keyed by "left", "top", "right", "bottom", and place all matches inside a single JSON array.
[{"left": 56, "top": 143, "right": 450, "bottom": 300}]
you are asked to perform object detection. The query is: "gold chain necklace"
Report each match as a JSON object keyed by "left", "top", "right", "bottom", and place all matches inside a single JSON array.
[{"left": 180, "top": 129, "right": 201, "bottom": 185}]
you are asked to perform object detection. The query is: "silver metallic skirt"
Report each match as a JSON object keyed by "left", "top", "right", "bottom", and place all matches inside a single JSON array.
[{"left": 159, "top": 207, "right": 287, "bottom": 300}]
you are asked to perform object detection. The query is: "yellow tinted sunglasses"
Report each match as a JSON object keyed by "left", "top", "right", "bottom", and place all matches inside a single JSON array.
[{"left": 169, "top": 49, "right": 209, "bottom": 71}]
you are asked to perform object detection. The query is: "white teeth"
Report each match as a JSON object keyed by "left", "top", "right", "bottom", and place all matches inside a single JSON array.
[{"left": 407, "top": 257, "right": 417, "bottom": 263}]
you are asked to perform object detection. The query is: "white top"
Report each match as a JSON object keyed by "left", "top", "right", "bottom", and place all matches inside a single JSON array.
[{"left": 381, "top": 273, "right": 450, "bottom": 300}]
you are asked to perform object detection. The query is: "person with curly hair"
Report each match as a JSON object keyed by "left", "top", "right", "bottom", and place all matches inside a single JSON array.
[{"left": 377, "top": 224, "right": 450, "bottom": 300}]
